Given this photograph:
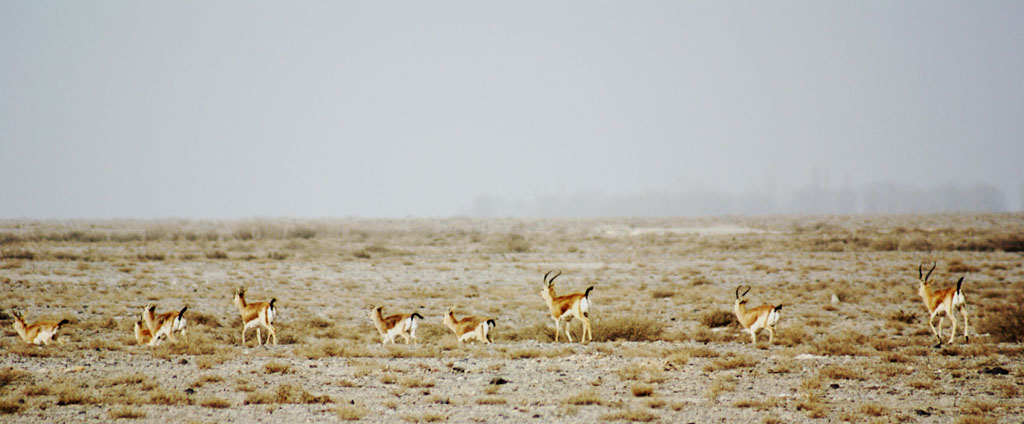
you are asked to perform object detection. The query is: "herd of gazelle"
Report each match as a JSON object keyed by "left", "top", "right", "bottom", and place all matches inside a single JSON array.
[{"left": 8, "top": 263, "right": 972, "bottom": 347}]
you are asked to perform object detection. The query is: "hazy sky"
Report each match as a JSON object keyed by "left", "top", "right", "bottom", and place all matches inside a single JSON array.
[{"left": 2, "top": 2, "right": 1022, "bottom": 218}]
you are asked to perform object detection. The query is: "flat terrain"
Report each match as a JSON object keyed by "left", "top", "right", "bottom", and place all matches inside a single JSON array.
[{"left": 1, "top": 214, "right": 1023, "bottom": 423}]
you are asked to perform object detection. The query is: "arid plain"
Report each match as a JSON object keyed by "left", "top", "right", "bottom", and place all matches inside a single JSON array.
[{"left": 1, "top": 214, "right": 1022, "bottom": 423}]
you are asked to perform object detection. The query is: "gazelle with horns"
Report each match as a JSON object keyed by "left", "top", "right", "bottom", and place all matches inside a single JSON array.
[
  {"left": 733, "top": 286, "right": 782, "bottom": 345},
  {"left": 370, "top": 306, "right": 423, "bottom": 344},
  {"left": 443, "top": 306, "right": 495, "bottom": 344},
  {"left": 233, "top": 287, "right": 278, "bottom": 346},
  {"left": 917, "top": 262, "right": 969, "bottom": 345},
  {"left": 540, "top": 270, "right": 593, "bottom": 343},
  {"left": 10, "top": 310, "right": 69, "bottom": 346},
  {"left": 143, "top": 304, "right": 188, "bottom": 346}
]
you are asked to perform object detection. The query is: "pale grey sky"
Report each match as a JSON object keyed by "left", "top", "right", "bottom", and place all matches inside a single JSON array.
[{"left": 2, "top": 2, "right": 1022, "bottom": 218}]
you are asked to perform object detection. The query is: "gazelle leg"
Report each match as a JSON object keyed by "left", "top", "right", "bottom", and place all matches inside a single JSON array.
[
  {"left": 268, "top": 325, "right": 277, "bottom": 345},
  {"left": 960, "top": 307, "right": 970, "bottom": 343},
  {"left": 928, "top": 313, "right": 941, "bottom": 344},
  {"left": 553, "top": 318, "right": 561, "bottom": 342},
  {"left": 750, "top": 328, "right": 758, "bottom": 344},
  {"left": 578, "top": 316, "right": 592, "bottom": 343},
  {"left": 946, "top": 311, "right": 958, "bottom": 345},
  {"left": 768, "top": 326, "right": 776, "bottom": 344},
  {"left": 565, "top": 319, "right": 574, "bottom": 343},
  {"left": 256, "top": 328, "right": 263, "bottom": 346}
]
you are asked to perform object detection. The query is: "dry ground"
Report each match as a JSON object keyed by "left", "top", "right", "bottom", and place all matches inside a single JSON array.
[{"left": 1, "top": 214, "right": 1023, "bottom": 423}]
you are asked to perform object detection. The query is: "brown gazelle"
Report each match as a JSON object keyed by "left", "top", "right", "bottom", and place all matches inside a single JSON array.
[
  {"left": 443, "top": 306, "right": 495, "bottom": 344},
  {"left": 733, "top": 286, "right": 782, "bottom": 345},
  {"left": 539, "top": 270, "right": 593, "bottom": 343},
  {"left": 143, "top": 304, "right": 188, "bottom": 346},
  {"left": 10, "top": 310, "right": 69, "bottom": 346},
  {"left": 233, "top": 287, "right": 278, "bottom": 346},
  {"left": 370, "top": 306, "right": 423, "bottom": 344},
  {"left": 917, "top": 262, "right": 969, "bottom": 346},
  {"left": 134, "top": 320, "right": 153, "bottom": 345}
]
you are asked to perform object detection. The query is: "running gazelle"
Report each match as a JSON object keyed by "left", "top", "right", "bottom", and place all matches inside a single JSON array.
[
  {"left": 233, "top": 287, "right": 278, "bottom": 346},
  {"left": 370, "top": 306, "right": 423, "bottom": 344},
  {"left": 733, "top": 286, "right": 782, "bottom": 345},
  {"left": 539, "top": 270, "right": 593, "bottom": 343},
  {"left": 443, "top": 306, "right": 495, "bottom": 344},
  {"left": 916, "top": 262, "right": 970, "bottom": 345},
  {"left": 10, "top": 309, "right": 69, "bottom": 346},
  {"left": 143, "top": 304, "right": 188, "bottom": 346}
]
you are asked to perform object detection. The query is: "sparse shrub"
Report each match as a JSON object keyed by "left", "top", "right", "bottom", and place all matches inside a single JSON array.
[
  {"left": 205, "top": 250, "right": 228, "bottom": 259},
  {"left": 264, "top": 361, "right": 291, "bottom": 374},
  {"left": 599, "top": 409, "right": 659, "bottom": 422},
  {"left": 200, "top": 397, "right": 231, "bottom": 408},
  {"left": 288, "top": 227, "right": 317, "bottom": 239},
  {"left": 631, "top": 384, "right": 654, "bottom": 397},
  {"left": 565, "top": 389, "right": 604, "bottom": 406},
  {"left": 108, "top": 406, "right": 146, "bottom": 419},
  {"left": 0, "top": 398, "right": 22, "bottom": 414},
  {"left": 594, "top": 315, "right": 665, "bottom": 342},
  {"left": 500, "top": 233, "right": 530, "bottom": 253},
  {"left": 704, "top": 354, "right": 758, "bottom": 372},
  {"left": 820, "top": 364, "right": 864, "bottom": 380},
  {"left": 336, "top": 405, "right": 367, "bottom": 420},
  {"left": 977, "top": 295, "right": 1024, "bottom": 343},
  {"left": 699, "top": 309, "right": 735, "bottom": 328}
]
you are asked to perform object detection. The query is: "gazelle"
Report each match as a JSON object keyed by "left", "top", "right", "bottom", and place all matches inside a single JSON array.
[
  {"left": 443, "top": 306, "right": 495, "bottom": 344},
  {"left": 370, "top": 306, "right": 423, "bottom": 344},
  {"left": 143, "top": 304, "right": 188, "bottom": 346},
  {"left": 233, "top": 287, "right": 277, "bottom": 346},
  {"left": 10, "top": 310, "right": 69, "bottom": 346},
  {"left": 733, "top": 286, "right": 782, "bottom": 345},
  {"left": 134, "top": 320, "right": 153, "bottom": 345},
  {"left": 917, "top": 262, "right": 969, "bottom": 345},
  {"left": 539, "top": 270, "right": 593, "bottom": 343}
]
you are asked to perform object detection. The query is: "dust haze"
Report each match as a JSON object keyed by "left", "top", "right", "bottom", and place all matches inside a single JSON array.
[{"left": 2, "top": 2, "right": 1023, "bottom": 218}]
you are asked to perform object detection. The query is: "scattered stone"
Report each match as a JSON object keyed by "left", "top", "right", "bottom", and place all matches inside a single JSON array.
[
  {"left": 915, "top": 409, "right": 931, "bottom": 416},
  {"left": 489, "top": 377, "right": 509, "bottom": 385},
  {"left": 184, "top": 388, "right": 195, "bottom": 395},
  {"left": 829, "top": 383, "right": 840, "bottom": 389},
  {"left": 981, "top": 366, "right": 1009, "bottom": 375},
  {"left": 830, "top": 294, "right": 840, "bottom": 305}
]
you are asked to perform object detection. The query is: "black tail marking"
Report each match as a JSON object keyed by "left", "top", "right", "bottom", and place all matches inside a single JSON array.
[
  {"left": 774, "top": 305, "right": 783, "bottom": 312},
  {"left": 956, "top": 276, "right": 964, "bottom": 293},
  {"left": 486, "top": 319, "right": 496, "bottom": 327},
  {"left": 57, "top": 319, "right": 70, "bottom": 327},
  {"left": 411, "top": 312, "right": 424, "bottom": 320},
  {"left": 584, "top": 286, "right": 594, "bottom": 298},
  {"left": 270, "top": 298, "right": 277, "bottom": 308},
  {"left": 178, "top": 306, "right": 188, "bottom": 319}
]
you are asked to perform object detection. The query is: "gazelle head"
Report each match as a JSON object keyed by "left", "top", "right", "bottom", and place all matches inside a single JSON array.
[
  {"left": 10, "top": 309, "right": 23, "bottom": 321},
  {"left": 233, "top": 287, "right": 247, "bottom": 307},
  {"left": 540, "top": 270, "right": 561, "bottom": 298},
  {"left": 734, "top": 285, "right": 751, "bottom": 308}
]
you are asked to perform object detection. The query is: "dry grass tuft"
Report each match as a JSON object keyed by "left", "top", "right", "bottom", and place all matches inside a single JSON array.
[
  {"left": 977, "top": 295, "right": 1024, "bottom": 343},
  {"left": 699, "top": 309, "right": 735, "bottom": 328},
  {"left": 600, "top": 409, "right": 659, "bottom": 422},
  {"left": 264, "top": 361, "right": 291, "bottom": 374},
  {"left": 336, "top": 404, "right": 367, "bottom": 420},
  {"left": 631, "top": 384, "right": 654, "bottom": 397},
  {"left": 108, "top": 406, "right": 146, "bottom": 419},
  {"left": 200, "top": 397, "right": 231, "bottom": 408},
  {"left": 594, "top": 315, "right": 666, "bottom": 342},
  {"left": 565, "top": 389, "right": 604, "bottom": 406}
]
